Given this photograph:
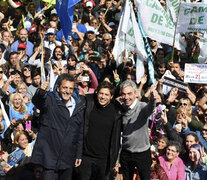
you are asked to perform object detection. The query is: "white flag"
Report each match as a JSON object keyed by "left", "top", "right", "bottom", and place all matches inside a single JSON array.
[
  {"left": 113, "top": 0, "right": 147, "bottom": 66},
  {"left": 136, "top": 0, "right": 185, "bottom": 52},
  {"left": 177, "top": 2, "right": 207, "bottom": 33}
]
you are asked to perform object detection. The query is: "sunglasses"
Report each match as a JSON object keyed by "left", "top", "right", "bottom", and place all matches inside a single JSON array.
[
  {"left": 24, "top": 68, "right": 31, "bottom": 72},
  {"left": 103, "top": 38, "right": 110, "bottom": 41},
  {"left": 0, "top": 71, "right": 3, "bottom": 74},
  {"left": 179, "top": 103, "right": 187, "bottom": 106},
  {"left": 202, "top": 129, "right": 207, "bottom": 132}
]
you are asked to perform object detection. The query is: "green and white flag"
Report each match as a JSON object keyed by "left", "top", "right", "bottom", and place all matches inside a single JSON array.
[
  {"left": 136, "top": 0, "right": 185, "bottom": 52},
  {"left": 113, "top": 0, "right": 147, "bottom": 67},
  {"left": 177, "top": 2, "right": 207, "bottom": 33},
  {"left": 166, "top": 0, "right": 180, "bottom": 23}
]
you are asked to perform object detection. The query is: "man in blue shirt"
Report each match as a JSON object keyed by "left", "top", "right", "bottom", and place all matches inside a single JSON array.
[{"left": 11, "top": 28, "right": 34, "bottom": 57}]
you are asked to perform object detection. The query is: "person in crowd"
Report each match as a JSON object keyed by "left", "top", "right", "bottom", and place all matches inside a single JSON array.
[
  {"left": 27, "top": 68, "right": 41, "bottom": 98},
  {"left": 185, "top": 144, "right": 207, "bottom": 180},
  {"left": 16, "top": 81, "right": 34, "bottom": 114},
  {"left": 43, "top": 28, "right": 61, "bottom": 55},
  {"left": 51, "top": 46, "right": 67, "bottom": 73},
  {"left": 67, "top": 54, "right": 78, "bottom": 68},
  {"left": 11, "top": 28, "right": 34, "bottom": 57},
  {"left": 4, "top": 52, "right": 23, "bottom": 73},
  {"left": 135, "top": 149, "right": 169, "bottom": 180},
  {"left": 157, "top": 136, "right": 169, "bottom": 156},
  {"left": 17, "top": 43, "right": 29, "bottom": 65},
  {"left": 9, "top": 92, "right": 32, "bottom": 121},
  {"left": 76, "top": 63, "right": 98, "bottom": 95},
  {"left": 159, "top": 141, "right": 185, "bottom": 180},
  {"left": 2, "top": 69, "right": 22, "bottom": 94},
  {"left": 75, "top": 81, "right": 121, "bottom": 180},
  {"left": 21, "top": 64, "right": 32, "bottom": 87},
  {"left": 30, "top": 74, "right": 85, "bottom": 180},
  {"left": 0, "top": 65, "right": 5, "bottom": 89}
]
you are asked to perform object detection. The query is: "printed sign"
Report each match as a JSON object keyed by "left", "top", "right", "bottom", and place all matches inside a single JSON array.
[
  {"left": 8, "top": 148, "right": 25, "bottom": 168},
  {"left": 163, "top": 76, "right": 187, "bottom": 92},
  {"left": 184, "top": 63, "right": 207, "bottom": 84}
]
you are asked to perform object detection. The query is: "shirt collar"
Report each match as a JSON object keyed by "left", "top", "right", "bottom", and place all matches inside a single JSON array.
[
  {"left": 67, "top": 96, "right": 76, "bottom": 108},
  {"left": 129, "top": 98, "right": 138, "bottom": 109}
]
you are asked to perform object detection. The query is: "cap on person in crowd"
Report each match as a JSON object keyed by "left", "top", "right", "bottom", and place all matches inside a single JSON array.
[
  {"left": 17, "top": 43, "right": 27, "bottom": 49},
  {"left": 86, "top": 1, "right": 93, "bottom": 8},
  {"left": 47, "top": 28, "right": 55, "bottom": 35},
  {"left": 108, "top": 22, "right": 115, "bottom": 27},
  {"left": 86, "top": 26, "right": 95, "bottom": 34}
]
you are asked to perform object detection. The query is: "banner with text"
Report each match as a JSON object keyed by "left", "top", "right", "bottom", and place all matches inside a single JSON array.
[
  {"left": 184, "top": 63, "right": 207, "bottom": 84},
  {"left": 137, "top": 0, "right": 185, "bottom": 51},
  {"left": 177, "top": 2, "right": 207, "bottom": 33}
]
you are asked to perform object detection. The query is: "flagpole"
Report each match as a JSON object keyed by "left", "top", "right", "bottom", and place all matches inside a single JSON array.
[
  {"left": 170, "top": 1, "right": 182, "bottom": 63},
  {"left": 40, "top": 34, "right": 46, "bottom": 82},
  {"left": 97, "top": 0, "right": 114, "bottom": 31}
]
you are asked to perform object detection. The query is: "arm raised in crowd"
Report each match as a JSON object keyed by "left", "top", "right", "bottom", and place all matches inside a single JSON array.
[{"left": 32, "top": 81, "right": 49, "bottom": 110}]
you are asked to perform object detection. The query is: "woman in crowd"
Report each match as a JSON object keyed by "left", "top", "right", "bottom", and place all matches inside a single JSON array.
[
  {"left": 2, "top": 131, "right": 36, "bottom": 179},
  {"left": 9, "top": 93, "right": 31, "bottom": 121},
  {"left": 0, "top": 65, "right": 5, "bottom": 89},
  {"left": 76, "top": 63, "right": 98, "bottom": 95},
  {"left": 67, "top": 54, "right": 78, "bottom": 68},
  {"left": 90, "top": 17, "right": 99, "bottom": 34},
  {"left": 16, "top": 82, "right": 34, "bottom": 115},
  {"left": 157, "top": 136, "right": 168, "bottom": 156},
  {"left": 158, "top": 141, "right": 185, "bottom": 180},
  {"left": 21, "top": 65, "right": 32, "bottom": 87},
  {"left": 185, "top": 144, "right": 207, "bottom": 180},
  {"left": 51, "top": 46, "right": 67, "bottom": 69},
  {"left": 71, "top": 40, "right": 80, "bottom": 58},
  {"left": 135, "top": 150, "right": 169, "bottom": 180}
]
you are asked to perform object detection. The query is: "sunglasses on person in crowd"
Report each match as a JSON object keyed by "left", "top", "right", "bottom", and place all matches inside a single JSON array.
[
  {"left": 202, "top": 129, "right": 207, "bottom": 132},
  {"left": 0, "top": 71, "right": 3, "bottom": 74},
  {"left": 24, "top": 68, "right": 31, "bottom": 72},
  {"left": 179, "top": 102, "right": 187, "bottom": 106},
  {"left": 103, "top": 38, "right": 110, "bottom": 41}
]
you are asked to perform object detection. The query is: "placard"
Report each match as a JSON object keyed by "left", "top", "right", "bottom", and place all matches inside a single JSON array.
[{"left": 184, "top": 63, "right": 207, "bottom": 84}]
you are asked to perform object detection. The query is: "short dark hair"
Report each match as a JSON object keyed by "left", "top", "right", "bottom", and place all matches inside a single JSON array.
[
  {"left": 31, "top": 68, "right": 41, "bottom": 79},
  {"left": 9, "top": 52, "right": 18, "bottom": 59},
  {"left": 167, "top": 141, "right": 182, "bottom": 153},
  {"left": 57, "top": 73, "right": 75, "bottom": 87},
  {"left": 67, "top": 66, "right": 76, "bottom": 71},
  {"left": 96, "top": 81, "right": 115, "bottom": 96}
]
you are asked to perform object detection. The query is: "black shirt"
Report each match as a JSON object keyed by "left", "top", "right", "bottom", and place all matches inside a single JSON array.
[{"left": 84, "top": 102, "right": 116, "bottom": 159}]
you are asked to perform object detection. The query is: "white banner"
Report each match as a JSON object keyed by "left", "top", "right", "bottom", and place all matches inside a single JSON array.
[
  {"left": 137, "top": 0, "right": 185, "bottom": 52},
  {"left": 177, "top": 2, "right": 207, "bottom": 33},
  {"left": 113, "top": 0, "right": 147, "bottom": 66},
  {"left": 184, "top": 63, "right": 207, "bottom": 84}
]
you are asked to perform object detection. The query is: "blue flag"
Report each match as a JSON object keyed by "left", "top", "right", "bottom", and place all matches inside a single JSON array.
[{"left": 56, "top": 0, "right": 80, "bottom": 43}]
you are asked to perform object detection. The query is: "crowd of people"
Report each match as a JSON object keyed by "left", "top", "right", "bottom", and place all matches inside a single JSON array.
[{"left": 0, "top": 0, "right": 206, "bottom": 179}]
